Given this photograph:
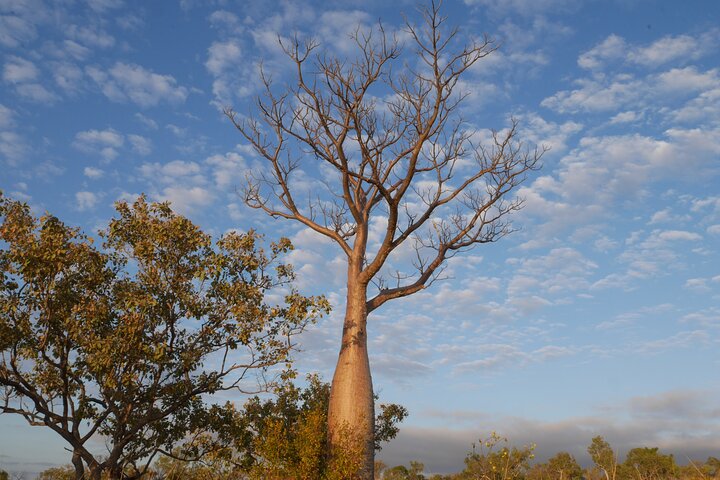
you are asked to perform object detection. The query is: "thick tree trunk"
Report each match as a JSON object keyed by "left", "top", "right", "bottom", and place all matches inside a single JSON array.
[{"left": 327, "top": 267, "right": 375, "bottom": 479}]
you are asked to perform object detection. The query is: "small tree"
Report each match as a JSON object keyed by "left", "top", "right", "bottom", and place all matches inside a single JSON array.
[
  {"left": 227, "top": 2, "right": 542, "bottom": 477},
  {"left": 37, "top": 466, "right": 75, "bottom": 480},
  {"left": 459, "top": 432, "right": 535, "bottom": 480},
  {"left": 588, "top": 436, "right": 619, "bottom": 480},
  {"left": 384, "top": 462, "right": 426, "bottom": 480},
  {"left": 547, "top": 452, "right": 583, "bottom": 480},
  {"left": 527, "top": 451, "right": 583, "bottom": 480},
  {"left": 0, "top": 195, "right": 328, "bottom": 480},
  {"left": 619, "top": 447, "right": 678, "bottom": 480},
  {"left": 191, "top": 374, "right": 407, "bottom": 479}
]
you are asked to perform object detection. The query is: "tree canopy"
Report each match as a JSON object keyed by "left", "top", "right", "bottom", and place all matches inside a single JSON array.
[{"left": 0, "top": 194, "right": 328, "bottom": 480}]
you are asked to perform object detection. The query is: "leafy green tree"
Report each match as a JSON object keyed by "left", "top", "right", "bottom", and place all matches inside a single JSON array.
[
  {"left": 588, "top": 436, "right": 618, "bottom": 480},
  {"left": 37, "top": 466, "right": 75, "bottom": 480},
  {"left": 0, "top": 195, "right": 328, "bottom": 480},
  {"left": 0, "top": 469, "right": 8, "bottom": 480},
  {"left": 619, "top": 447, "right": 678, "bottom": 480},
  {"left": 547, "top": 452, "right": 583, "bottom": 480},
  {"left": 188, "top": 374, "right": 407, "bottom": 479},
  {"left": 384, "top": 462, "right": 425, "bottom": 480},
  {"left": 459, "top": 432, "right": 535, "bottom": 480},
  {"left": 527, "top": 452, "right": 583, "bottom": 480},
  {"left": 706, "top": 457, "right": 720, "bottom": 478}
]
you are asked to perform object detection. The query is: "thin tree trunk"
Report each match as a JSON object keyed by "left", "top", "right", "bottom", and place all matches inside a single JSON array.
[
  {"left": 327, "top": 267, "right": 375, "bottom": 480},
  {"left": 71, "top": 450, "right": 85, "bottom": 480}
]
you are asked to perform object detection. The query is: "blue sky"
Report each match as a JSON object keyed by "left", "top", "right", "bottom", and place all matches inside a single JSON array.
[{"left": 1, "top": 0, "right": 719, "bottom": 476}]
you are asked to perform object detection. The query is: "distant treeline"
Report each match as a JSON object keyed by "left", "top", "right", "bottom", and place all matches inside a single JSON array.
[
  {"left": 377, "top": 433, "right": 720, "bottom": 480},
  {"left": 7, "top": 432, "right": 719, "bottom": 479}
]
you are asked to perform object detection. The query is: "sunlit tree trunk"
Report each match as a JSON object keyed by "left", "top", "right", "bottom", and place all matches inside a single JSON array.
[{"left": 327, "top": 255, "right": 375, "bottom": 479}]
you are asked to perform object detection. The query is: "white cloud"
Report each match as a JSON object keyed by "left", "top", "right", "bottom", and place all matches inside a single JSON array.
[
  {"left": 0, "top": 13, "right": 38, "bottom": 48},
  {"left": 578, "top": 30, "right": 719, "bottom": 71},
  {"left": 208, "top": 10, "right": 241, "bottom": 32},
  {"left": 116, "top": 13, "right": 143, "bottom": 30},
  {"left": 637, "top": 330, "right": 712, "bottom": 353},
  {"left": 135, "top": 113, "right": 158, "bottom": 130},
  {"left": 75, "top": 191, "right": 99, "bottom": 211},
  {"left": 578, "top": 34, "right": 626, "bottom": 70},
  {"left": 541, "top": 75, "right": 642, "bottom": 113},
  {"left": 58, "top": 40, "right": 92, "bottom": 60},
  {"left": 544, "top": 65, "right": 720, "bottom": 115},
  {"left": 127, "top": 134, "right": 152, "bottom": 155},
  {"left": 315, "top": 10, "right": 372, "bottom": 53},
  {"left": 85, "top": 0, "right": 123, "bottom": 13},
  {"left": 668, "top": 87, "right": 720, "bottom": 125},
  {"left": 609, "top": 110, "right": 642, "bottom": 125},
  {"left": 205, "top": 39, "right": 242, "bottom": 76},
  {"left": 165, "top": 124, "right": 186, "bottom": 137},
  {"left": 3, "top": 57, "right": 58, "bottom": 103},
  {"left": 507, "top": 247, "right": 598, "bottom": 301},
  {"left": 627, "top": 33, "right": 715, "bottom": 67},
  {"left": 53, "top": 62, "right": 85, "bottom": 92},
  {"left": 3, "top": 56, "right": 38, "bottom": 83},
  {"left": 655, "top": 67, "right": 720, "bottom": 93},
  {"left": 464, "top": 0, "right": 576, "bottom": 17},
  {"left": 518, "top": 113, "right": 583, "bottom": 155},
  {"left": 73, "top": 128, "right": 124, "bottom": 161},
  {"left": 0, "top": 104, "right": 14, "bottom": 129},
  {"left": 656, "top": 230, "right": 702, "bottom": 242},
  {"left": 83, "top": 166, "right": 104, "bottom": 179},
  {"left": 154, "top": 186, "right": 215, "bottom": 216},
  {"left": 684, "top": 278, "right": 711, "bottom": 293},
  {"left": 0, "top": 131, "right": 28, "bottom": 165},
  {"left": 205, "top": 151, "right": 247, "bottom": 189},
  {"left": 86, "top": 62, "right": 188, "bottom": 107},
  {"left": 139, "top": 160, "right": 202, "bottom": 182},
  {"left": 66, "top": 24, "right": 115, "bottom": 49},
  {"left": 15, "top": 83, "right": 58, "bottom": 103}
]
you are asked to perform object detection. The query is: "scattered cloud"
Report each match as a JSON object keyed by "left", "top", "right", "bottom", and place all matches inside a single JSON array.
[
  {"left": 578, "top": 30, "right": 720, "bottom": 71},
  {"left": 135, "top": 113, "right": 158, "bottom": 130},
  {"left": 86, "top": 62, "right": 189, "bottom": 107},
  {"left": 66, "top": 24, "right": 115, "bottom": 49},
  {"left": 0, "top": 131, "right": 28, "bottom": 165},
  {"left": 205, "top": 39, "right": 242, "bottom": 76},
  {"left": 127, "top": 134, "right": 152, "bottom": 155},
  {"left": 75, "top": 190, "right": 99, "bottom": 211},
  {"left": 83, "top": 166, "right": 104, "bottom": 179},
  {"left": 3, "top": 56, "right": 38, "bottom": 83},
  {"left": 0, "top": 104, "right": 14, "bottom": 129},
  {"left": 73, "top": 128, "right": 124, "bottom": 162}
]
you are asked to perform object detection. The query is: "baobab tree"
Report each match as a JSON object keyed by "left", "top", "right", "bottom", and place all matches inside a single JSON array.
[{"left": 226, "top": 2, "right": 542, "bottom": 477}]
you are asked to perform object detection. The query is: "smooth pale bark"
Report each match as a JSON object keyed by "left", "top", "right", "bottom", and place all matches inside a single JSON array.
[{"left": 327, "top": 257, "right": 375, "bottom": 479}]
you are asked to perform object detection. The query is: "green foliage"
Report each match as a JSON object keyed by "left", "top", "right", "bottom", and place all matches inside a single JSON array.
[
  {"left": 0, "top": 194, "right": 328, "bottom": 480},
  {"left": 0, "top": 469, "right": 8, "bottom": 480},
  {"left": 176, "top": 373, "right": 406, "bottom": 479},
  {"left": 618, "top": 447, "right": 678, "bottom": 480},
  {"left": 528, "top": 451, "right": 583, "bottom": 480},
  {"left": 459, "top": 432, "right": 535, "bottom": 480},
  {"left": 37, "top": 465, "right": 76, "bottom": 480},
  {"left": 383, "top": 461, "right": 426, "bottom": 480},
  {"left": 588, "top": 436, "right": 618, "bottom": 480}
]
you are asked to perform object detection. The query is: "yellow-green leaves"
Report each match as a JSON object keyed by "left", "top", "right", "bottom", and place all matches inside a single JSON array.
[{"left": 0, "top": 194, "right": 328, "bottom": 479}]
